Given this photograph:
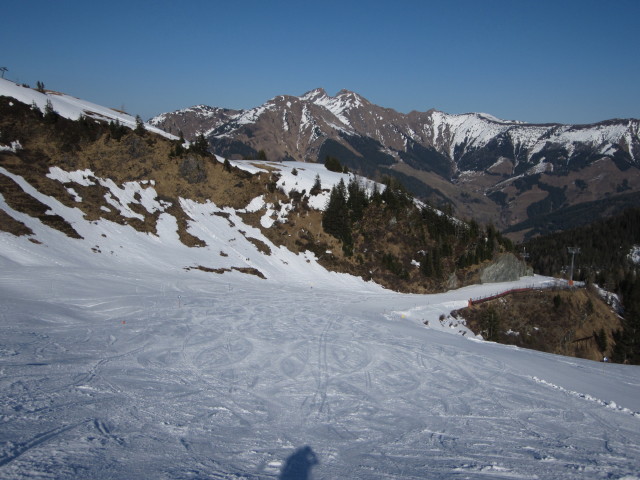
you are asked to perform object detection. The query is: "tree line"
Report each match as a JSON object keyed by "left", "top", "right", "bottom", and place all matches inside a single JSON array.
[{"left": 321, "top": 172, "right": 513, "bottom": 286}]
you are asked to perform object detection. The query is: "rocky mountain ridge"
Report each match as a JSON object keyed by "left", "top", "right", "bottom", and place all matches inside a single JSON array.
[
  {"left": 150, "top": 87, "right": 640, "bottom": 174},
  {"left": 151, "top": 89, "right": 640, "bottom": 237}
]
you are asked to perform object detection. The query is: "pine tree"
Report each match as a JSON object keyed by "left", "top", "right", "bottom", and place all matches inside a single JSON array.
[
  {"left": 420, "top": 251, "right": 433, "bottom": 277},
  {"left": 134, "top": 115, "right": 145, "bottom": 135},
  {"left": 310, "top": 174, "right": 322, "bottom": 196},
  {"left": 31, "top": 100, "right": 41, "bottom": 116},
  {"left": 432, "top": 249, "right": 442, "bottom": 277},
  {"left": 324, "top": 156, "right": 343, "bottom": 172},
  {"left": 594, "top": 328, "right": 608, "bottom": 352},
  {"left": 43, "top": 99, "right": 57, "bottom": 124},
  {"left": 189, "top": 133, "right": 209, "bottom": 155},
  {"left": 322, "top": 179, "right": 352, "bottom": 255},
  {"left": 109, "top": 119, "right": 127, "bottom": 140},
  {"left": 370, "top": 183, "right": 382, "bottom": 205},
  {"left": 347, "top": 176, "right": 368, "bottom": 223}
]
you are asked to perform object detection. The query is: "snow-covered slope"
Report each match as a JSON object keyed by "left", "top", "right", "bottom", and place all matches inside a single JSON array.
[
  {"left": 1, "top": 234, "right": 639, "bottom": 479},
  {"left": 0, "top": 78, "right": 176, "bottom": 140},
  {"left": 0, "top": 159, "right": 372, "bottom": 289}
]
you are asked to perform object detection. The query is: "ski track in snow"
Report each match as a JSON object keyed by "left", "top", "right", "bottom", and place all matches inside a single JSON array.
[{"left": 1, "top": 266, "right": 640, "bottom": 479}]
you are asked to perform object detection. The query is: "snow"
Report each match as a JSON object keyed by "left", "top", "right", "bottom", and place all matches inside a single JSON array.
[
  {"left": 234, "top": 103, "right": 275, "bottom": 126},
  {"left": 426, "top": 108, "right": 640, "bottom": 166},
  {"left": 312, "top": 92, "right": 356, "bottom": 128},
  {"left": 0, "top": 140, "right": 22, "bottom": 153},
  {"left": 2, "top": 165, "right": 640, "bottom": 479},
  {"left": 1, "top": 255, "right": 639, "bottom": 479},
  {"left": 46, "top": 167, "right": 95, "bottom": 187},
  {"left": 0, "top": 78, "right": 176, "bottom": 140},
  {"left": 527, "top": 157, "right": 553, "bottom": 175},
  {"left": 242, "top": 195, "right": 266, "bottom": 213},
  {"left": 1, "top": 85, "right": 640, "bottom": 478}
]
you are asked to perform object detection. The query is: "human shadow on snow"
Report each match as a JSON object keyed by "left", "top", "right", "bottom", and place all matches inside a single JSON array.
[{"left": 279, "top": 446, "right": 318, "bottom": 480}]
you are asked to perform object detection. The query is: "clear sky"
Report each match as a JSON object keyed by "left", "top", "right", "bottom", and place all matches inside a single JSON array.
[{"left": 2, "top": 0, "right": 639, "bottom": 124}]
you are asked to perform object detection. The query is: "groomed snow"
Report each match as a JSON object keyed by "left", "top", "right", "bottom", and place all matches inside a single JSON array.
[{"left": 1, "top": 261, "right": 639, "bottom": 479}]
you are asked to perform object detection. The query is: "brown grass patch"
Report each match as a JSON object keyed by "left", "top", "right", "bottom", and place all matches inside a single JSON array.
[
  {"left": 456, "top": 286, "right": 621, "bottom": 361},
  {"left": 244, "top": 235, "right": 271, "bottom": 255},
  {"left": 0, "top": 172, "right": 82, "bottom": 239},
  {"left": 0, "top": 208, "right": 34, "bottom": 236},
  {"left": 231, "top": 267, "right": 266, "bottom": 279},
  {"left": 185, "top": 265, "right": 266, "bottom": 279},
  {"left": 185, "top": 265, "right": 231, "bottom": 274}
]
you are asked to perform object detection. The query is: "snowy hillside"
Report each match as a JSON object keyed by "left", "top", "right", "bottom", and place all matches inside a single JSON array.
[
  {"left": 2, "top": 79, "right": 640, "bottom": 479},
  {"left": 0, "top": 78, "right": 175, "bottom": 140},
  {"left": 1, "top": 242, "right": 640, "bottom": 479}
]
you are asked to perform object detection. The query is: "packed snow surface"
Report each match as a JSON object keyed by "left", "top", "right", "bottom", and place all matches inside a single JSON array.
[{"left": 1, "top": 260, "right": 639, "bottom": 479}]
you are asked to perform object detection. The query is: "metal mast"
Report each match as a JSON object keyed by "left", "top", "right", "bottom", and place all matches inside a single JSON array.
[{"left": 567, "top": 247, "right": 580, "bottom": 286}]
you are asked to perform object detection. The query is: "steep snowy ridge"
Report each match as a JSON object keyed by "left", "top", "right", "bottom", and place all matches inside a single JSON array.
[
  {"left": 149, "top": 103, "right": 242, "bottom": 139},
  {"left": 426, "top": 110, "right": 512, "bottom": 161},
  {"left": 311, "top": 89, "right": 365, "bottom": 128},
  {"left": 0, "top": 78, "right": 175, "bottom": 140},
  {"left": 425, "top": 110, "right": 637, "bottom": 164}
]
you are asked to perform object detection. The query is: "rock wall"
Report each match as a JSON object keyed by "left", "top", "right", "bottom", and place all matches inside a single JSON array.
[{"left": 480, "top": 253, "right": 533, "bottom": 283}]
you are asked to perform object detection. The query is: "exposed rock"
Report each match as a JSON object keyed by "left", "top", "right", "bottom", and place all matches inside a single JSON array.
[
  {"left": 179, "top": 155, "right": 207, "bottom": 184},
  {"left": 480, "top": 253, "right": 532, "bottom": 283},
  {"left": 446, "top": 272, "right": 459, "bottom": 289}
]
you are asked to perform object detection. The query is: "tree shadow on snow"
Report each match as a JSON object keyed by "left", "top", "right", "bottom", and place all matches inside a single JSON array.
[{"left": 279, "top": 446, "right": 318, "bottom": 480}]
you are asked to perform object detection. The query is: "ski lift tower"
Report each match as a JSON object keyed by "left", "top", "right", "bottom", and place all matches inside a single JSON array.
[{"left": 567, "top": 247, "right": 580, "bottom": 286}]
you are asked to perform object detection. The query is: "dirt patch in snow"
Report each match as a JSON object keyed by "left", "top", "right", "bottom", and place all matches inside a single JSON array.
[{"left": 0, "top": 208, "right": 35, "bottom": 237}]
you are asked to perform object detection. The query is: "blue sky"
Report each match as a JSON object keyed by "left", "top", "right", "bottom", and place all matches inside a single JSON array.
[{"left": 2, "top": 0, "right": 639, "bottom": 124}]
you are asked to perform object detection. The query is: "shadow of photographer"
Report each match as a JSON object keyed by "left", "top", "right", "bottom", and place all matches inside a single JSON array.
[{"left": 279, "top": 445, "right": 319, "bottom": 480}]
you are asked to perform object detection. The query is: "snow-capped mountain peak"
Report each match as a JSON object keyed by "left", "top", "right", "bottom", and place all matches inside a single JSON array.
[{"left": 300, "top": 87, "right": 329, "bottom": 102}]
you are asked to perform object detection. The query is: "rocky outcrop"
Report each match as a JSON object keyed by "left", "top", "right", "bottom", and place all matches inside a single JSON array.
[
  {"left": 480, "top": 253, "right": 533, "bottom": 283},
  {"left": 179, "top": 155, "right": 207, "bottom": 184}
]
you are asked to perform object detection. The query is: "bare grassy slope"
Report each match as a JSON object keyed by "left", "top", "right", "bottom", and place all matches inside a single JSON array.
[{"left": 457, "top": 286, "right": 621, "bottom": 361}]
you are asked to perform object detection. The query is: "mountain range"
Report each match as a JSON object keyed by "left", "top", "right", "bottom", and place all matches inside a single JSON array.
[{"left": 151, "top": 89, "right": 640, "bottom": 239}]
